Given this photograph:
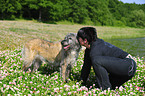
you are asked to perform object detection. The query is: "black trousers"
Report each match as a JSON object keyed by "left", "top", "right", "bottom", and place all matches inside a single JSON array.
[{"left": 91, "top": 56, "right": 137, "bottom": 90}]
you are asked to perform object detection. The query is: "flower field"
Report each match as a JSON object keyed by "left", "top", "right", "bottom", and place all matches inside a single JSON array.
[
  {"left": 0, "top": 20, "right": 145, "bottom": 95},
  {"left": 0, "top": 48, "right": 145, "bottom": 96}
]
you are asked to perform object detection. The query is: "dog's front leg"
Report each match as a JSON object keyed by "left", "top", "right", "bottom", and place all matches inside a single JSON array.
[
  {"left": 59, "top": 65, "right": 62, "bottom": 78},
  {"left": 59, "top": 60, "right": 64, "bottom": 78},
  {"left": 66, "top": 64, "right": 71, "bottom": 81},
  {"left": 60, "top": 59, "right": 67, "bottom": 82}
]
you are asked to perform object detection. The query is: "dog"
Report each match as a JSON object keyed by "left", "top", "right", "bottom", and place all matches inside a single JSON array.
[{"left": 22, "top": 33, "right": 81, "bottom": 81}]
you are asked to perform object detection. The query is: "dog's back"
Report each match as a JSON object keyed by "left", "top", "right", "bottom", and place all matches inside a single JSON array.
[{"left": 22, "top": 38, "right": 62, "bottom": 72}]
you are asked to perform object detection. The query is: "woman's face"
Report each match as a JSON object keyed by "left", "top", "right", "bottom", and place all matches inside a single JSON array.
[
  {"left": 78, "top": 37, "right": 89, "bottom": 47},
  {"left": 78, "top": 37, "right": 85, "bottom": 46}
]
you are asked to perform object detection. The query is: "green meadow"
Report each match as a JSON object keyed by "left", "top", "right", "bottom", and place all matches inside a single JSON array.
[
  {"left": 0, "top": 20, "right": 145, "bottom": 95},
  {"left": 0, "top": 20, "right": 145, "bottom": 51}
]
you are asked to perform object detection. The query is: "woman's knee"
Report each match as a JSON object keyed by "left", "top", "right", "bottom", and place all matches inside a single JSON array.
[{"left": 125, "top": 58, "right": 137, "bottom": 76}]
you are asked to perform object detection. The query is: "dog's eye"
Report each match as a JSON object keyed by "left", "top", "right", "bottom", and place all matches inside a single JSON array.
[{"left": 69, "top": 38, "right": 72, "bottom": 40}]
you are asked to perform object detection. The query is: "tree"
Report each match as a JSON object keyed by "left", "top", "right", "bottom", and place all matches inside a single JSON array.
[
  {"left": 48, "top": 0, "right": 71, "bottom": 21},
  {"left": 108, "top": 0, "right": 121, "bottom": 13},
  {"left": 68, "top": 0, "right": 89, "bottom": 23},
  {"left": 0, "top": 0, "right": 22, "bottom": 19},
  {"left": 128, "top": 9, "right": 145, "bottom": 27},
  {"left": 24, "top": 0, "right": 52, "bottom": 21},
  {"left": 140, "top": 4, "right": 145, "bottom": 12},
  {"left": 87, "top": 0, "right": 113, "bottom": 26}
]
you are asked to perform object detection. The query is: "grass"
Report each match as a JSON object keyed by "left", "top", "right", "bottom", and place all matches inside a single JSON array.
[
  {"left": 0, "top": 20, "right": 145, "bottom": 95},
  {"left": 0, "top": 20, "right": 145, "bottom": 51}
]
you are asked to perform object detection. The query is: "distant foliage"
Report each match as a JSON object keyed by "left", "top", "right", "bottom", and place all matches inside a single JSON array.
[{"left": 0, "top": 0, "right": 145, "bottom": 27}]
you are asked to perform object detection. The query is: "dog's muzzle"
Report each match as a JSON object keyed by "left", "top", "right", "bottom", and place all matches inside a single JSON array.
[
  {"left": 61, "top": 40, "right": 70, "bottom": 51},
  {"left": 63, "top": 45, "right": 70, "bottom": 50}
]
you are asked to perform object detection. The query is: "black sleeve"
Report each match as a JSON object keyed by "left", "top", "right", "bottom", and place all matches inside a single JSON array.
[{"left": 80, "top": 48, "right": 92, "bottom": 82}]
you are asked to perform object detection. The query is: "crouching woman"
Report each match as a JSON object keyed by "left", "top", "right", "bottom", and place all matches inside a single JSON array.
[{"left": 77, "top": 27, "right": 137, "bottom": 90}]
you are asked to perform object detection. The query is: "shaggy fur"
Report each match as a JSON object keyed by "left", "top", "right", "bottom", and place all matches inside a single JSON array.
[{"left": 22, "top": 33, "right": 81, "bottom": 81}]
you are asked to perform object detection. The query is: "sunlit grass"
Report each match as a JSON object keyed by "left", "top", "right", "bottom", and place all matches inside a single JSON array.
[{"left": 0, "top": 20, "right": 145, "bottom": 51}]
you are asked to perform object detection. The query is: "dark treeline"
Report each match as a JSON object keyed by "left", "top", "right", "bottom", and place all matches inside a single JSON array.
[{"left": 0, "top": 0, "right": 145, "bottom": 27}]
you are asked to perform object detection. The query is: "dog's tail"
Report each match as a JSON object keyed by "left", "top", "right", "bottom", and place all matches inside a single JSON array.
[{"left": 21, "top": 45, "right": 34, "bottom": 71}]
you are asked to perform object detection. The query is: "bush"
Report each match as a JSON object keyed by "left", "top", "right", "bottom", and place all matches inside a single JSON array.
[
  {"left": 10, "top": 15, "right": 16, "bottom": 20},
  {"left": 113, "top": 20, "right": 125, "bottom": 27},
  {"left": 128, "top": 22, "right": 137, "bottom": 27}
]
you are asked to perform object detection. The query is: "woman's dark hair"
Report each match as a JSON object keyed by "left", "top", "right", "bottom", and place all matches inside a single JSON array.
[{"left": 77, "top": 27, "right": 97, "bottom": 44}]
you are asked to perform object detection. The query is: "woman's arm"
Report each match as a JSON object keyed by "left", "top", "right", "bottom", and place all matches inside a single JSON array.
[{"left": 81, "top": 49, "right": 92, "bottom": 82}]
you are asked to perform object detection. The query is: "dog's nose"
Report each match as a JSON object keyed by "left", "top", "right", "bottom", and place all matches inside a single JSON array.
[{"left": 61, "top": 40, "right": 64, "bottom": 45}]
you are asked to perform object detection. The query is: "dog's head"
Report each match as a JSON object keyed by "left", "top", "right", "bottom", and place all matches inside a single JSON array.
[{"left": 61, "top": 33, "right": 81, "bottom": 51}]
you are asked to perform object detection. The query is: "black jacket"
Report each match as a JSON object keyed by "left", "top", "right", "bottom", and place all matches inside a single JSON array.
[
  {"left": 90, "top": 39, "right": 128, "bottom": 59},
  {"left": 81, "top": 38, "right": 128, "bottom": 85}
]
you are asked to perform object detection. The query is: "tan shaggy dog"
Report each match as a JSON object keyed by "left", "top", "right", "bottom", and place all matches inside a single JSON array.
[{"left": 22, "top": 33, "right": 81, "bottom": 81}]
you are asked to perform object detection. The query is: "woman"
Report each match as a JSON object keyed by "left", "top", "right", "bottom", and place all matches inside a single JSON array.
[{"left": 77, "top": 27, "right": 136, "bottom": 90}]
